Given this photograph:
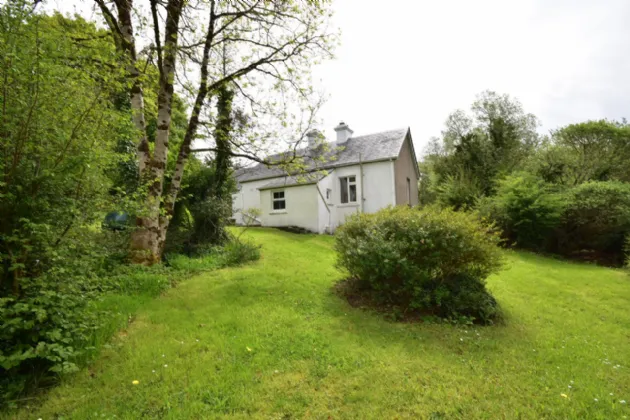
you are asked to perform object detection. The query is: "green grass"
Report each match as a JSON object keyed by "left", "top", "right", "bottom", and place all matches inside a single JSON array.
[{"left": 7, "top": 228, "right": 630, "bottom": 419}]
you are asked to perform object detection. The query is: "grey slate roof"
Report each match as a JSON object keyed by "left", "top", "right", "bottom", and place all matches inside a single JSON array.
[{"left": 235, "top": 127, "right": 409, "bottom": 183}]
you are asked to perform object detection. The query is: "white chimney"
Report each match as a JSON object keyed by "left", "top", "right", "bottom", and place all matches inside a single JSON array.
[
  {"left": 334, "top": 121, "right": 354, "bottom": 143},
  {"left": 306, "top": 129, "right": 322, "bottom": 149}
]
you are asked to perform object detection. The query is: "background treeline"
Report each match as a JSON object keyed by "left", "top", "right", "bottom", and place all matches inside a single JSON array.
[
  {"left": 0, "top": 4, "right": 255, "bottom": 406},
  {"left": 419, "top": 91, "right": 630, "bottom": 267}
]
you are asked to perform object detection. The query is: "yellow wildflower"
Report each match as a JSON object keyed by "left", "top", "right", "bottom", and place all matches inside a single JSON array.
[
  {"left": 132, "top": 380, "right": 140, "bottom": 385},
  {"left": 246, "top": 346, "right": 252, "bottom": 352},
  {"left": 560, "top": 393, "right": 568, "bottom": 398}
]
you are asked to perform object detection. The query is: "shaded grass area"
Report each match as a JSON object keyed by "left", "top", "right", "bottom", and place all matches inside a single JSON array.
[{"left": 6, "top": 228, "right": 630, "bottom": 419}]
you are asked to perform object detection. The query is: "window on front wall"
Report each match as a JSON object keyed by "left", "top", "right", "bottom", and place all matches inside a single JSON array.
[
  {"left": 339, "top": 176, "right": 357, "bottom": 204},
  {"left": 272, "top": 190, "right": 285, "bottom": 210}
]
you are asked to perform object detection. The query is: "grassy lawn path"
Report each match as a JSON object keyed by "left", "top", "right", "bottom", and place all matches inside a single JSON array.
[{"left": 11, "top": 229, "right": 630, "bottom": 419}]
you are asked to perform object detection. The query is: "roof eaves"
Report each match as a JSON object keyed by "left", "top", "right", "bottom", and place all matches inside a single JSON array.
[
  {"left": 398, "top": 127, "right": 420, "bottom": 179},
  {"left": 258, "top": 179, "right": 318, "bottom": 191}
]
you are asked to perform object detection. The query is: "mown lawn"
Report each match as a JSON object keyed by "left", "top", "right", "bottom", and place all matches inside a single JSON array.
[{"left": 8, "top": 228, "right": 630, "bottom": 419}]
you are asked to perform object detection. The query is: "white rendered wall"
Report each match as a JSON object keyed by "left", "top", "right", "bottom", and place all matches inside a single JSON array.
[
  {"left": 233, "top": 160, "right": 396, "bottom": 231},
  {"left": 232, "top": 177, "right": 273, "bottom": 224},
  {"left": 259, "top": 184, "right": 320, "bottom": 232},
  {"left": 328, "top": 161, "right": 395, "bottom": 230}
]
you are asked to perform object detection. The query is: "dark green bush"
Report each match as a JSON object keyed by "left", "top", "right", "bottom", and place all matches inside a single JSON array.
[
  {"left": 335, "top": 206, "right": 504, "bottom": 324},
  {"left": 0, "top": 227, "right": 171, "bottom": 406},
  {"left": 476, "top": 174, "right": 566, "bottom": 249},
  {"left": 167, "top": 238, "right": 261, "bottom": 271},
  {"left": 554, "top": 181, "right": 630, "bottom": 264},
  {"left": 166, "top": 166, "right": 235, "bottom": 256},
  {"left": 434, "top": 171, "right": 485, "bottom": 211}
]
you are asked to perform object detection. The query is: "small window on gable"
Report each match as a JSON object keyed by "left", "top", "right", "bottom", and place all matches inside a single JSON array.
[
  {"left": 340, "top": 176, "right": 357, "bottom": 204},
  {"left": 272, "top": 190, "right": 285, "bottom": 210}
]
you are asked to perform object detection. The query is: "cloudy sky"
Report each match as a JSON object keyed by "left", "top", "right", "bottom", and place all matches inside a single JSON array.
[
  {"left": 313, "top": 0, "right": 630, "bottom": 153},
  {"left": 47, "top": 0, "right": 630, "bottom": 155}
]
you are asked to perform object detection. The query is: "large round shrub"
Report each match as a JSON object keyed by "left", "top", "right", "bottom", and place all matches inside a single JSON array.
[
  {"left": 335, "top": 206, "right": 504, "bottom": 323},
  {"left": 555, "top": 181, "right": 630, "bottom": 264}
]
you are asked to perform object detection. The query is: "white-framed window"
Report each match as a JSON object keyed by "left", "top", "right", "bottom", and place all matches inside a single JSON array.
[
  {"left": 272, "top": 190, "right": 286, "bottom": 210},
  {"left": 339, "top": 175, "right": 357, "bottom": 204}
]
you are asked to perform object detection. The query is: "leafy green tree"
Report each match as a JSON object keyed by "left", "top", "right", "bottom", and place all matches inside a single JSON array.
[
  {"left": 166, "top": 82, "right": 238, "bottom": 254},
  {"left": 0, "top": 3, "right": 128, "bottom": 294},
  {"left": 532, "top": 120, "right": 630, "bottom": 185},
  {"left": 94, "top": 0, "right": 336, "bottom": 264},
  {"left": 420, "top": 91, "right": 540, "bottom": 206},
  {"left": 0, "top": 2, "right": 136, "bottom": 399},
  {"left": 476, "top": 174, "right": 566, "bottom": 249}
]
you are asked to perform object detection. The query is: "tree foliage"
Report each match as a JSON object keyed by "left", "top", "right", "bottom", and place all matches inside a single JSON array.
[
  {"left": 554, "top": 181, "right": 630, "bottom": 264},
  {"left": 532, "top": 120, "right": 630, "bottom": 185},
  {"left": 0, "top": 2, "right": 135, "bottom": 403},
  {"left": 425, "top": 91, "right": 539, "bottom": 208},
  {"left": 95, "top": 0, "right": 336, "bottom": 264},
  {"left": 476, "top": 174, "right": 566, "bottom": 249},
  {"left": 420, "top": 92, "right": 630, "bottom": 265},
  {"left": 0, "top": 4, "right": 128, "bottom": 294}
]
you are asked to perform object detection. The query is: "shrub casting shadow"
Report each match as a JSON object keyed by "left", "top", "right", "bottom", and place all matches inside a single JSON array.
[{"left": 332, "top": 277, "right": 505, "bottom": 326}]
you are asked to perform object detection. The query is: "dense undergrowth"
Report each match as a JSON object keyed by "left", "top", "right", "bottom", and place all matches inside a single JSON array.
[{"left": 0, "top": 234, "right": 260, "bottom": 409}]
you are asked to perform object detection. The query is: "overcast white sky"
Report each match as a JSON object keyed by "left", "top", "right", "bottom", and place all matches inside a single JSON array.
[
  {"left": 313, "top": 0, "right": 630, "bottom": 153},
  {"left": 48, "top": 0, "right": 630, "bottom": 155}
]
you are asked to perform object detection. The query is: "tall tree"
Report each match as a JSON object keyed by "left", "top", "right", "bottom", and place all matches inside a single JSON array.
[
  {"left": 94, "top": 0, "right": 335, "bottom": 264},
  {"left": 534, "top": 120, "right": 630, "bottom": 185},
  {"left": 0, "top": 2, "right": 128, "bottom": 293},
  {"left": 212, "top": 83, "right": 234, "bottom": 197},
  {"left": 421, "top": 91, "right": 540, "bottom": 208}
]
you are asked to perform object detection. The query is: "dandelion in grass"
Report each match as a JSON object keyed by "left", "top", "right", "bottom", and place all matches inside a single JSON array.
[
  {"left": 164, "top": 364, "right": 168, "bottom": 368},
  {"left": 247, "top": 346, "right": 252, "bottom": 352},
  {"left": 132, "top": 380, "right": 139, "bottom": 385},
  {"left": 561, "top": 393, "right": 568, "bottom": 398},
  {"left": 610, "top": 393, "right": 614, "bottom": 396},
  {"left": 594, "top": 398, "right": 598, "bottom": 402}
]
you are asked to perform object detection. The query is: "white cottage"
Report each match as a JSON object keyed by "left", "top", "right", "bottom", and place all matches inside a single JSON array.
[{"left": 232, "top": 122, "right": 420, "bottom": 233}]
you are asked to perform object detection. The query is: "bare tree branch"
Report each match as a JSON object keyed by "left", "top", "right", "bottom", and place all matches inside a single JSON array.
[{"left": 150, "top": 0, "right": 164, "bottom": 74}]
